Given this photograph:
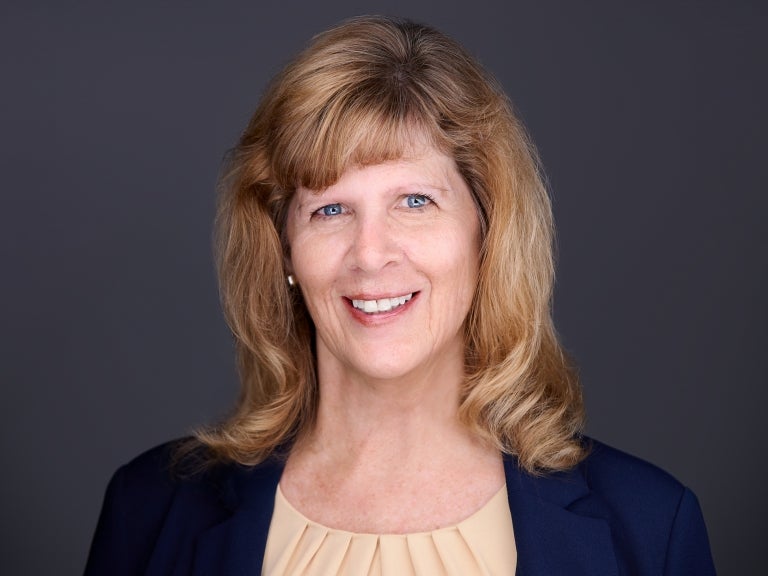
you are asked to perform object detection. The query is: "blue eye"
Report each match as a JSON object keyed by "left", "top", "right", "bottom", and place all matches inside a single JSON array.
[
  {"left": 319, "top": 203, "right": 343, "bottom": 217},
  {"left": 406, "top": 194, "right": 431, "bottom": 208}
]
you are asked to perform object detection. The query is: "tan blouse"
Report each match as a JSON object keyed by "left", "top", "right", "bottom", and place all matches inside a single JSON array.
[{"left": 262, "top": 485, "right": 517, "bottom": 575}]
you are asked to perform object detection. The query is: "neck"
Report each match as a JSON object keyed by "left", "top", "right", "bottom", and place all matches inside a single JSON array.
[{"left": 299, "top": 342, "right": 474, "bottom": 463}]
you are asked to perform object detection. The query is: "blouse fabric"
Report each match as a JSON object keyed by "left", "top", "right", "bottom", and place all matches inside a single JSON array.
[{"left": 262, "top": 485, "right": 517, "bottom": 576}]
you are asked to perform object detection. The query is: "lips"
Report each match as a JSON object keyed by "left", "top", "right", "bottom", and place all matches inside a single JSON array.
[{"left": 350, "top": 293, "right": 414, "bottom": 314}]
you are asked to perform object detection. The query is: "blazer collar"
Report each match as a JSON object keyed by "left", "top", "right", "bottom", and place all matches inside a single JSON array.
[
  {"left": 504, "top": 455, "right": 620, "bottom": 576},
  {"left": 192, "top": 454, "right": 619, "bottom": 576},
  {"left": 192, "top": 457, "right": 285, "bottom": 576}
]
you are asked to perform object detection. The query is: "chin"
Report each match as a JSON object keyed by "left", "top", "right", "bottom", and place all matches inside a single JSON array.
[
  {"left": 351, "top": 360, "right": 421, "bottom": 383},
  {"left": 334, "top": 344, "right": 424, "bottom": 381}
]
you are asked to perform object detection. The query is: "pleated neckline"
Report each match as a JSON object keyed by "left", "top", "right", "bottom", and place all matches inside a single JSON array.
[{"left": 262, "top": 484, "right": 517, "bottom": 575}]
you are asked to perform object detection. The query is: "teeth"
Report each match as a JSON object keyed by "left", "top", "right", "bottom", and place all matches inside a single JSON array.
[{"left": 352, "top": 293, "right": 413, "bottom": 314}]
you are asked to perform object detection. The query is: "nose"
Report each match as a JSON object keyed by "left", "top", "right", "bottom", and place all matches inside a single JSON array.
[{"left": 346, "top": 216, "right": 402, "bottom": 273}]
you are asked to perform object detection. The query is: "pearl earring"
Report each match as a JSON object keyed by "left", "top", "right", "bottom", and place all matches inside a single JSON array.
[{"left": 287, "top": 274, "right": 296, "bottom": 287}]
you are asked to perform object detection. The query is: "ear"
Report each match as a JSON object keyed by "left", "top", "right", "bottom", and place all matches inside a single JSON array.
[
  {"left": 283, "top": 243, "right": 293, "bottom": 278},
  {"left": 276, "top": 186, "right": 296, "bottom": 282}
]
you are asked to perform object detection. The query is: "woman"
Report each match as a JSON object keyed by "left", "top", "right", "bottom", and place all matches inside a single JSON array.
[{"left": 85, "top": 16, "right": 716, "bottom": 575}]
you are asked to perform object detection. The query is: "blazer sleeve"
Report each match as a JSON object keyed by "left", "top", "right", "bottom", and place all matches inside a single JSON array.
[{"left": 664, "top": 487, "right": 717, "bottom": 575}]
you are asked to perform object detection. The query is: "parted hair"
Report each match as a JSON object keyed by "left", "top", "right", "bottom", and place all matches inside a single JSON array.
[{"left": 196, "top": 15, "right": 586, "bottom": 473}]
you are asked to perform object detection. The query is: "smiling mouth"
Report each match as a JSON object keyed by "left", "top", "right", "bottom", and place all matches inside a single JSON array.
[{"left": 350, "top": 293, "right": 414, "bottom": 314}]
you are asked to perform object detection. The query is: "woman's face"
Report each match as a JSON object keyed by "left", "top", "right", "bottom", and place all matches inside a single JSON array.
[{"left": 286, "top": 145, "right": 481, "bottom": 383}]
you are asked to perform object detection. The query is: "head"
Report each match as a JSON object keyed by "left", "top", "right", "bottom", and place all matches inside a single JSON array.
[{"left": 206, "top": 15, "right": 585, "bottom": 472}]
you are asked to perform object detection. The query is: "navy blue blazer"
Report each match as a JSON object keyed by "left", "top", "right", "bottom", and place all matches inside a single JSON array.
[{"left": 84, "top": 439, "right": 716, "bottom": 575}]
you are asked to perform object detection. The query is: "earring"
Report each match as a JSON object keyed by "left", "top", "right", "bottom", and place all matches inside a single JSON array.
[{"left": 287, "top": 274, "right": 296, "bottom": 287}]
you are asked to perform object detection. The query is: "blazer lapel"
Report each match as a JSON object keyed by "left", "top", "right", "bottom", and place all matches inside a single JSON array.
[
  {"left": 192, "top": 458, "right": 284, "bottom": 576},
  {"left": 504, "top": 457, "right": 620, "bottom": 576}
]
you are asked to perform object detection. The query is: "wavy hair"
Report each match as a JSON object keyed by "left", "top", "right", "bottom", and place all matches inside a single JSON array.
[{"left": 195, "top": 15, "right": 586, "bottom": 473}]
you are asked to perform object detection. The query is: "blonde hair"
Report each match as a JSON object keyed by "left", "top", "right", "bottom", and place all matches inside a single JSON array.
[{"left": 197, "top": 15, "right": 586, "bottom": 473}]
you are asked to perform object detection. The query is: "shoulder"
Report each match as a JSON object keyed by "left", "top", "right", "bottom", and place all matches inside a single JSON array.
[
  {"left": 84, "top": 439, "right": 235, "bottom": 575},
  {"left": 579, "top": 438, "right": 686, "bottom": 507},
  {"left": 507, "top": 437, "right": 694, "bottom": 525},
  {"left": 575, "top": 438, "right": 694, "bottom": 533},
  {"left": 575, "top": 438, "right": 715, "bottom": 574},
  {"left": 86, "top": 439, "right": 287, "bottom": 575},
  {"left": 506, "top": 439, "right": 716, "bottom": 574},
  {"left": 108, "top": 440, "right": 183, "bottom": 497},
  {"left": 103, "top": 439, "right": 221, "bottom": 512}
]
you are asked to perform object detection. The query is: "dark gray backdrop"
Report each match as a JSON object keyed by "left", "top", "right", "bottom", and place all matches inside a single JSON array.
[{"left": 2, "top": 1, "right": 765, "bottom": 574}]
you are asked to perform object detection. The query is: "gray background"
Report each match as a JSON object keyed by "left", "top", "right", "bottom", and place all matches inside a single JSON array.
[{"left": 2, "top": 1, "right": 766, "bottom": 574}]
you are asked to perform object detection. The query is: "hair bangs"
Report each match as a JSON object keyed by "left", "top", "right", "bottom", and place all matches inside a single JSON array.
[{"left": 269, "top": 80, "right": 448, "bottom": 192}]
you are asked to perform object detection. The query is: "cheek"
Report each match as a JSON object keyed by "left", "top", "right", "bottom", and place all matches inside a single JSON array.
[
  {"left": 445, "top": 223, "right": 481, "bottom": 276},
  {"left": 290, "top": 236, "right": 342, "bottom": 303},
  {"left": 426, "top": 230, "right": 480, "bottom": 311},
  {"left": 289, "top": 228, "right": 321, "bottom": 278}
]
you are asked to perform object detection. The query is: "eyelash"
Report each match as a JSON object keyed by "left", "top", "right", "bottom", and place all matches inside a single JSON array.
[
  {"left": 311, "top": 193, "right": 436, "bottom": 219},
  {"left": 404, "top": 193, "right": 435, "bottom": 209},
  {"left": 314, "top": 203, "right": 344, "bottom": 218}
]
